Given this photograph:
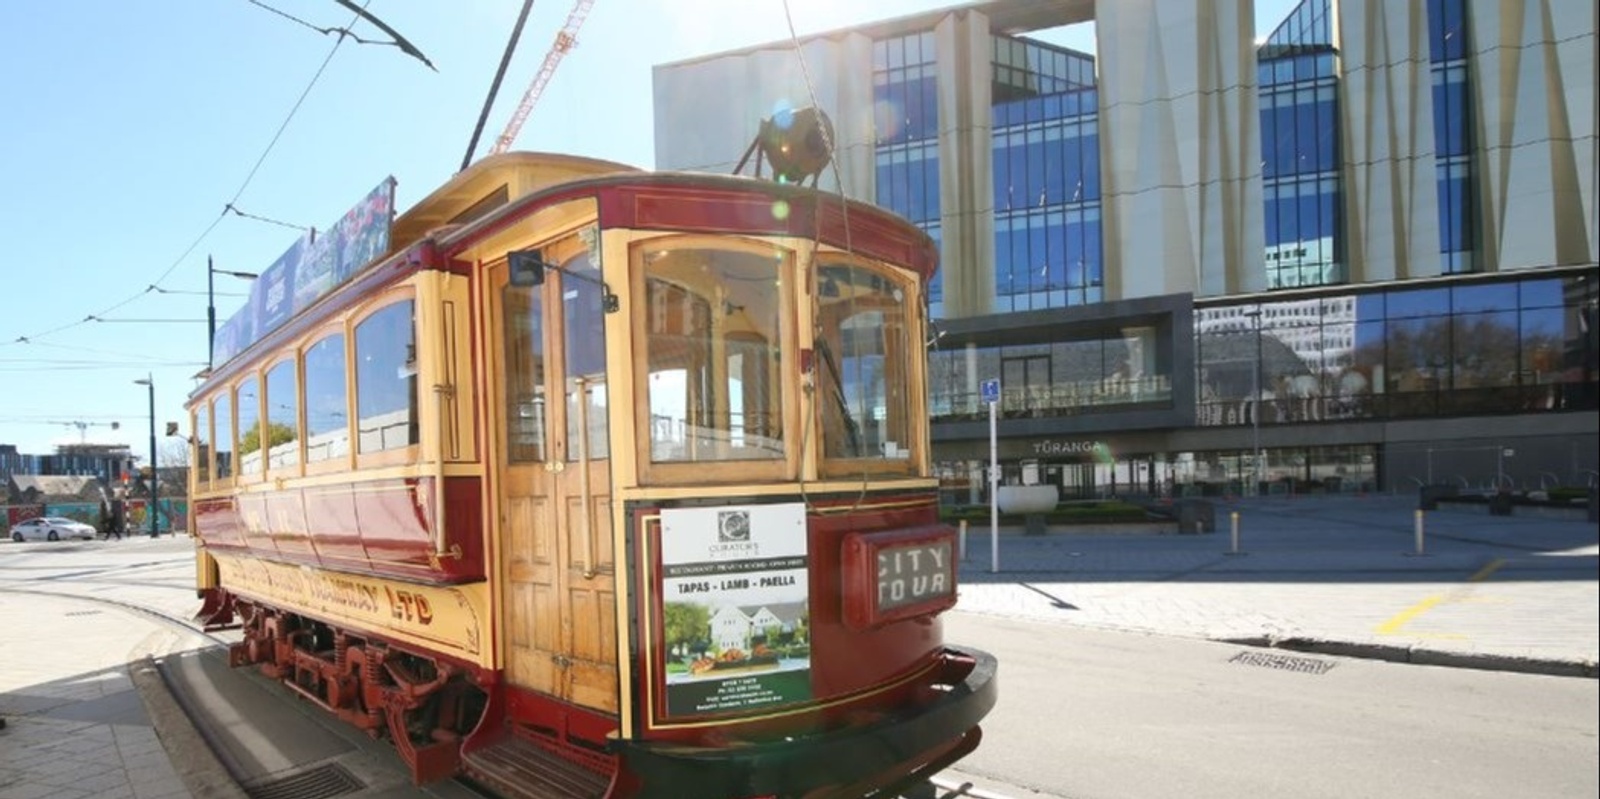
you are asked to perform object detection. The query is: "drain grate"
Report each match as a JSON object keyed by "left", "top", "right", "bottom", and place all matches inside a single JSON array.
[
  {"left": 64, "top": 610, "right": 104, "bottom": 617},
  {"left": 243, "top": 763, "right": 365, "bottom": 799},
  {"left": 1229, "top": 649, "right": 1336, "bottom": 675}
]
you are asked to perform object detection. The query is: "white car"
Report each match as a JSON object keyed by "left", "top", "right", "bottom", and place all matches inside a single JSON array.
[{"left": 8, "top": 516, "right": 98, "bottom": 542}]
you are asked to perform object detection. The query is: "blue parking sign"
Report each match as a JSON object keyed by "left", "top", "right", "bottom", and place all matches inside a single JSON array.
[{"left": 980, "top": 378, "right": 1000, "bottom": 404}]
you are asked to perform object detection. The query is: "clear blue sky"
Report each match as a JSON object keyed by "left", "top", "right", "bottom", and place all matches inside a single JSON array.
[{"left": 0, "top": 0, "right": 1294, "bottom": 459}]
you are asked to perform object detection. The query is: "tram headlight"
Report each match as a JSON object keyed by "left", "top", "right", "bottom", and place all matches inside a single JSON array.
[{"left": 842, "top": 527, "right": 958, "bottom": 630}]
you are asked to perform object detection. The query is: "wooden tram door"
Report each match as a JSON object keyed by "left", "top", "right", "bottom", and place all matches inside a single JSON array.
[{"left": 493, "top": 245, "right": 619, "bottom": 714}]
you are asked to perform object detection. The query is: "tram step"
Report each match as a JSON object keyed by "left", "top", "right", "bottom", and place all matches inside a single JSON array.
[{"left": 463, "top": 734, "right": 613, "bottom": 799}]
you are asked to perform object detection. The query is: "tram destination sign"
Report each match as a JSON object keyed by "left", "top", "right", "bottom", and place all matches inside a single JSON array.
[{"left": 841, "top": 527, "right": 957, "bottom": 630}]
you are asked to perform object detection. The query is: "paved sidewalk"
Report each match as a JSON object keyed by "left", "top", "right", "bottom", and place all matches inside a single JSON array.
[
  {"left": 954, "top": 493, "right": 1599, "bottom": 676},
  {"left": 0, "top": 594, "right": 198, "bottom": 799}
]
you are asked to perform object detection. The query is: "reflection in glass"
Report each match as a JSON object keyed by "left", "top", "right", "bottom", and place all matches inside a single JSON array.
[
  {"left": 304, "top": 335, "right": 348, "bottom": 463},
  {"left": 644, "top": 246, "right": 784, "bottom": 463},
  {"left": 265, "top": 360, "right": 299, "bottom": 470},
  {"left": 194, "top": 405, "right": 210, "bottom": 484},
  {"left": 1386, "top": 287, "right": 1449, "bottom": 318},
  {"left": 213, "top": 394, "right": 233, "bottom": 479},
  {"left": 237, "top": 377, "right": 262, "bottom": 475},
  {"left": 818, "top": 263, "right": 911, "bottom": 460},
  {"left": 355, "top": 301, "right": 419, "bottom": 454},
  {"left": 563, "top": 250, "right": 609, "bottom": 461},
  {"left": 502, "top": 284, "right": 545, "bottom": 462}
]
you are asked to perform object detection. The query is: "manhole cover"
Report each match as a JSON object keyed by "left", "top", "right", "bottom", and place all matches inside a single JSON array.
[{"left": 244, "top": 763, "right": 364, "bottom": 799}]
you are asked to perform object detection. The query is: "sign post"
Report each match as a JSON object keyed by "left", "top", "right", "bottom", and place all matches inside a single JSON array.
[{"left": 981, "top": 378, "right": 1000, "bottom": 573}]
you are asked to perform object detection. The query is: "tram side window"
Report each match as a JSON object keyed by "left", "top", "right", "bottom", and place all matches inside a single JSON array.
[
  {"left": 194, "top": 404, "right": 211, "bottom": 484},
  {"left": 356, "top": 300, "right": 419, "bottom": 454},
  {"left": 502, "top": 282, "right": 546, "bottom": 462},
  {"left": 214, "top": 392, "right": 233, "bottom": 479},
  {"left": 816, "top": 263, "right": 912, "bottom": 461},
  {"left": 643, "top": 246, "right": 783, "bottom": 462},
  {"left": 265, "top": 359, "right": 300, "bottom": 471},
  {"left": 564, "top": 250, "right": 609, "bottom": 461},
  {"left": 238, "top": 377, "right": 263, "bottom": 475},
  {"left": 304, "top": 334, "right": 349, "bottom": 463}
]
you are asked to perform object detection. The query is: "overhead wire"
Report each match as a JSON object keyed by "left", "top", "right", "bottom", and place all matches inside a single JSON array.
[
  {"left": 780, "top": 0, "right": 876, "bottom": 514},
  {"left": 2, "top": 2, "right": 370, "bottom": 352}
]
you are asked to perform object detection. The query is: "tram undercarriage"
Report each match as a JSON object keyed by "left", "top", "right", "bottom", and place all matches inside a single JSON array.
[{"left": 225, "top": 597, "right": 488, "bottom": 784}]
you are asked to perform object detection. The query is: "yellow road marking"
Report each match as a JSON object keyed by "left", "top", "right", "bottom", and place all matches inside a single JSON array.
[{"left": 1375, "top": 558, "right": 1506, "bottom": 636}]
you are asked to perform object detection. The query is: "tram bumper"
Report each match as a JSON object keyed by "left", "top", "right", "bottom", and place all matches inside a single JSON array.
[{"left": 617, "top": 645, "right": 997, "bottom": 799}]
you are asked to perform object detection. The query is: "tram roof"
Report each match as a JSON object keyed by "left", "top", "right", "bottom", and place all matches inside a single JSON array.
[{"left": 390, "top": 151, "right": 640, "bottom": 256}]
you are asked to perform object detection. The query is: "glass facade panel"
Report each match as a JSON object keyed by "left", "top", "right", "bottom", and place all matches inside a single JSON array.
[
  {"left": 932, "top": 330, "right": 1173, "bottom": 423},
  {"left": 1192, "top": 272, "right": 1597, "bottom": 427},
  {"left": 874, "top": 31, "right": 942, "bottom": 314},
  {"left": 1259, "top": 30, "right": 1343, "bottom": 289},
  {"left": 1429, "top": 0, "right": 1476, "bottom": 273}
]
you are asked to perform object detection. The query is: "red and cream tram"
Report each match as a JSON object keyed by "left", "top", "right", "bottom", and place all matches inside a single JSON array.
[{"left": 186, "top": 135, "right": 996, "bottom": 798}]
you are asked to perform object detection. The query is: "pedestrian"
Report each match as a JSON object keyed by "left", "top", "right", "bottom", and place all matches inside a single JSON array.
[{"left": 99, "top": 502, "right": 119, "bottom": 541}]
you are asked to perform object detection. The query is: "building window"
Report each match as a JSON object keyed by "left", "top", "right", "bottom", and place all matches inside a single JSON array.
[{"left": 990, "top": 38, "right": 1103, "bottom": 312}]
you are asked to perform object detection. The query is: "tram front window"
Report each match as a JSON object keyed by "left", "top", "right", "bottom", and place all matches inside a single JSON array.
[
  {"left": 643, "top": 244, "right": 784, "bottom": 463},
  {"left": 816, "top": 263, "right": 913, "bottom": 463}
]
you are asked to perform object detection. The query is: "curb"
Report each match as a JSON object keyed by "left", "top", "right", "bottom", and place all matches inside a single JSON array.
[
  {"left": 128, "top": 654, "right": 251, "bottom": 799},
  {"left": 1221, "top": 635, "right": 1600, "bottom": 679}
]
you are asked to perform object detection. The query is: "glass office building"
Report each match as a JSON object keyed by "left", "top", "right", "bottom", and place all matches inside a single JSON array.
[{"left": 653, "top": 0, "right": 1597, "bottom": 497}]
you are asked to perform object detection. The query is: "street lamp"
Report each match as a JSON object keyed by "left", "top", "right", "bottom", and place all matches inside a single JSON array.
[
  {"left": 208, "top": 255, "right": 259, "bottom": 368},
  {"left": 1242, "top": 308, "right": 1263, "bottom": 496},
  {"left": 133, "top": 374, "right": 158, "bottom": 537}
]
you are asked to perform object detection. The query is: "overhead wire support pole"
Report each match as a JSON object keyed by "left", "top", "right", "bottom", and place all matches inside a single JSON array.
[{"left": 461, "top": 0, "right": 537, "bottom": 171}]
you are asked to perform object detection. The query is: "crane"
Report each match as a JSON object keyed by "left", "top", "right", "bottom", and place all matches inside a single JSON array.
[
  {"left": 489, "top": 0, "right": 596, "bottom": 156},
  {"left": 51, "top": 420, "right": 121, "bottom": 443}
]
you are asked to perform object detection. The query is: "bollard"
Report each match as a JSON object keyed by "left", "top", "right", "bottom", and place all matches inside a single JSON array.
[
  {"left": 1413, "top": 508, "right": 1426, "bottom": 555},
  {"left": 1230, "top": 511, "right": 1241, "bottom": 555},
  {"left": 958, "top": 519, "right": 968, "bottom": 562}
]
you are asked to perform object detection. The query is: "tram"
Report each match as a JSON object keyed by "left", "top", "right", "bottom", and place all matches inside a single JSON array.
[{"left": 184, "top": 116, "right": 996, "bottom": 799}]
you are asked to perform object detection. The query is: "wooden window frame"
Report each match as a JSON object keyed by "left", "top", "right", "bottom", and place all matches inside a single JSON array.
[
  {"left": 631, "top": 234, "right": 799, "bottom": 487},
  {"left": 351, "top": 287, "right": 422, "bottom": 471},
  {"left": 301, "top": 325, "right": 354, "bottom": 478},
  {"left": 814, "top": 257, "right": 923, "bottom": 481}
]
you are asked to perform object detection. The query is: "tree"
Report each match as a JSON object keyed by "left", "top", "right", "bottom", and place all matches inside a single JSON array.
[
  {"left": 662, "top": 602, "right": 710, "bottom": 659},
  {"left": 240, "top": 421, "right": 295, "bottom": 454}
]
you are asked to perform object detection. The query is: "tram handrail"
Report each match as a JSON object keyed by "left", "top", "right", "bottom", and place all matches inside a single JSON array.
[
  {"left": 432, "top": 381, "right": 459, "bottom": 560},
  {"left": 575, "top": 375, "right": 597, "bottom": 579}
]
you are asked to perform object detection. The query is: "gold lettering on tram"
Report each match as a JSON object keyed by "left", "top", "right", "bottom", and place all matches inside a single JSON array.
[{"left": 492, "top": 231, "right": 618, "bottom": 714}]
